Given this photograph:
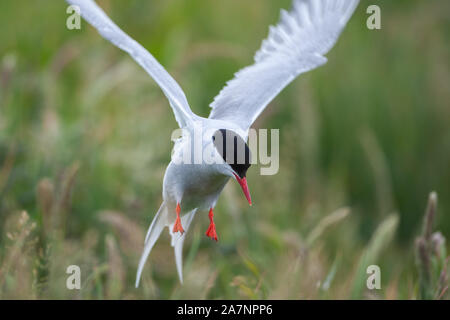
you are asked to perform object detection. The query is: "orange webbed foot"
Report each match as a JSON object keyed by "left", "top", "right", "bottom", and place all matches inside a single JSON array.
[
  {"left": 172, "top": 203, "right": 184, "bottom": 234},
  {"left": 205, "top": 208, "right": 218, "bottom": 241}
]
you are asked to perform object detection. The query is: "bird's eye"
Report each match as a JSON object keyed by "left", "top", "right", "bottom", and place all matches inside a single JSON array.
[{"left": 212, "top": 129, "right": 251, "bottom": 178}]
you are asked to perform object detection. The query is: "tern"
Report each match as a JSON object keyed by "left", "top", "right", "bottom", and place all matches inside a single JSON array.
[{"left": 66, "top": 0, "right": 359, "bottom": 287}]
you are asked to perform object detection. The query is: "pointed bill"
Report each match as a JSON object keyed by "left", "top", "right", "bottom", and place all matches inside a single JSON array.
[{"left": 233, "top": 174, "right": 252, "bottom": 206}]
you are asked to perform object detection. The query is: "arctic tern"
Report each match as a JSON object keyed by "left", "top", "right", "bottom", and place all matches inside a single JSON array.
[{"left": 65, "top": 0, "right": 359, "bottom": 287}]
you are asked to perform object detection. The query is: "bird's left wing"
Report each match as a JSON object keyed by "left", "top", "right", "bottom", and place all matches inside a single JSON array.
[
  {"left": 209, "top": 0, "right": 359, "bottom": 132},
  {"left": 66, "top": 0, "right": 195, "bottom": 128}
]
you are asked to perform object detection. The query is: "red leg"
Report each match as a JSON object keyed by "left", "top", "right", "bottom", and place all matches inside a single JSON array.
[
  {"left": 172, "top": 203, "right": 184, "bottom": 234},
  {"left": 205, "top": 208, "right": 218, "bottom": 241}
]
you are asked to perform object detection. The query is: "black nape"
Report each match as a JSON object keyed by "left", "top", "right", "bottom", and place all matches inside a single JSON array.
[{"left": 212, "top": 129, "right": 251, "bottom": 178}]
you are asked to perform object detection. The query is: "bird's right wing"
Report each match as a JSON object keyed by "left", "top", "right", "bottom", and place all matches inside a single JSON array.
[
  {"left": 209, "top": 0, "right": 359, "bottom": 132},
  {"left": 66, "top": 0, "right": 195, "bottom": 128}
]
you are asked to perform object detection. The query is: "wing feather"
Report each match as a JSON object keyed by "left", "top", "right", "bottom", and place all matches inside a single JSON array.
[
  {"left": 66, "top": 0, "right": 195, "bottom": 127},
  {"left": 209, "top": 0, "right": 359, "bottom": 131}
]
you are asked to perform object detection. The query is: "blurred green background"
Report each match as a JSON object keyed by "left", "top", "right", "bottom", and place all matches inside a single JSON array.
[{"left": 0, "top": 0, "right": 449, "bottom": 299}]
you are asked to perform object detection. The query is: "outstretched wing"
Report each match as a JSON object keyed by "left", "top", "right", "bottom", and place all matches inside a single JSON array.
[
  {"left": 209, "top": 0, "right": 359, "bottom": 132},
  {"left": 66, "top": 0, "right": 195, "bottom": 128}
]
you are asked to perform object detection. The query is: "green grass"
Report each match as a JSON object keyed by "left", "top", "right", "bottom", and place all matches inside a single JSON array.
[{"left": 0, "top": 0, "right": 449, "bottom": 299}]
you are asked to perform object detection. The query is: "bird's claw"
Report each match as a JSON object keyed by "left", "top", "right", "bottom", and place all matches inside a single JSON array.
[
  {"left": 205, "top": 208, "right": 218, "bottom": 241},
  {"left": 205, "top": 223, "right": 218, "bottom": 241},
  {"left": 172, "top": 203, "right": 184, "bottom": 234},
  {"left": 173, "top": 217, "right": 184, "bottom": 234}
]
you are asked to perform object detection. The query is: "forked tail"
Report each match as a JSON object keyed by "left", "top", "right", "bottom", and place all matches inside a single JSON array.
[{"left": 135, "top": 201, "right": 197, "bottom": 287}]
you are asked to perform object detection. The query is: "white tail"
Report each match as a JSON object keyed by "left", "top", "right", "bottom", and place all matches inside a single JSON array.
[{"left": 135, "top": 202, "right": 197, "bottom": 287}]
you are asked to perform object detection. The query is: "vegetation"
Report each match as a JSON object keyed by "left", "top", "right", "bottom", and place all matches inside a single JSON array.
[{"left": 0, "top": 0, "right": 449, "bottom": 299}]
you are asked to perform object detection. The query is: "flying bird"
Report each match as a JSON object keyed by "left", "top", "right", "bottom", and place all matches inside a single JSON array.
[{"left": 66, "top": 0, "right": 359, "bottom": 287}]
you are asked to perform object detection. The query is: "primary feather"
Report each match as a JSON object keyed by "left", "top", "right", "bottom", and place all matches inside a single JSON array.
[
  {"left": 66, "top": 0, "right": 195, "bottom": 128},
  {"left": 209, "top": 0, "right": 359, "bottom": 132}
]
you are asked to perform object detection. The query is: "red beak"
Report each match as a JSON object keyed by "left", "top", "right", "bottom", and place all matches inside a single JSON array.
[{"left": 233, "top": 173, "right": 252, "bottom": 206}]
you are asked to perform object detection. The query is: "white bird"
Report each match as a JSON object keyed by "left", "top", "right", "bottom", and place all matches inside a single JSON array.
[{"left": 66, "top": 0, "right": 359, "bottom": 287}]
